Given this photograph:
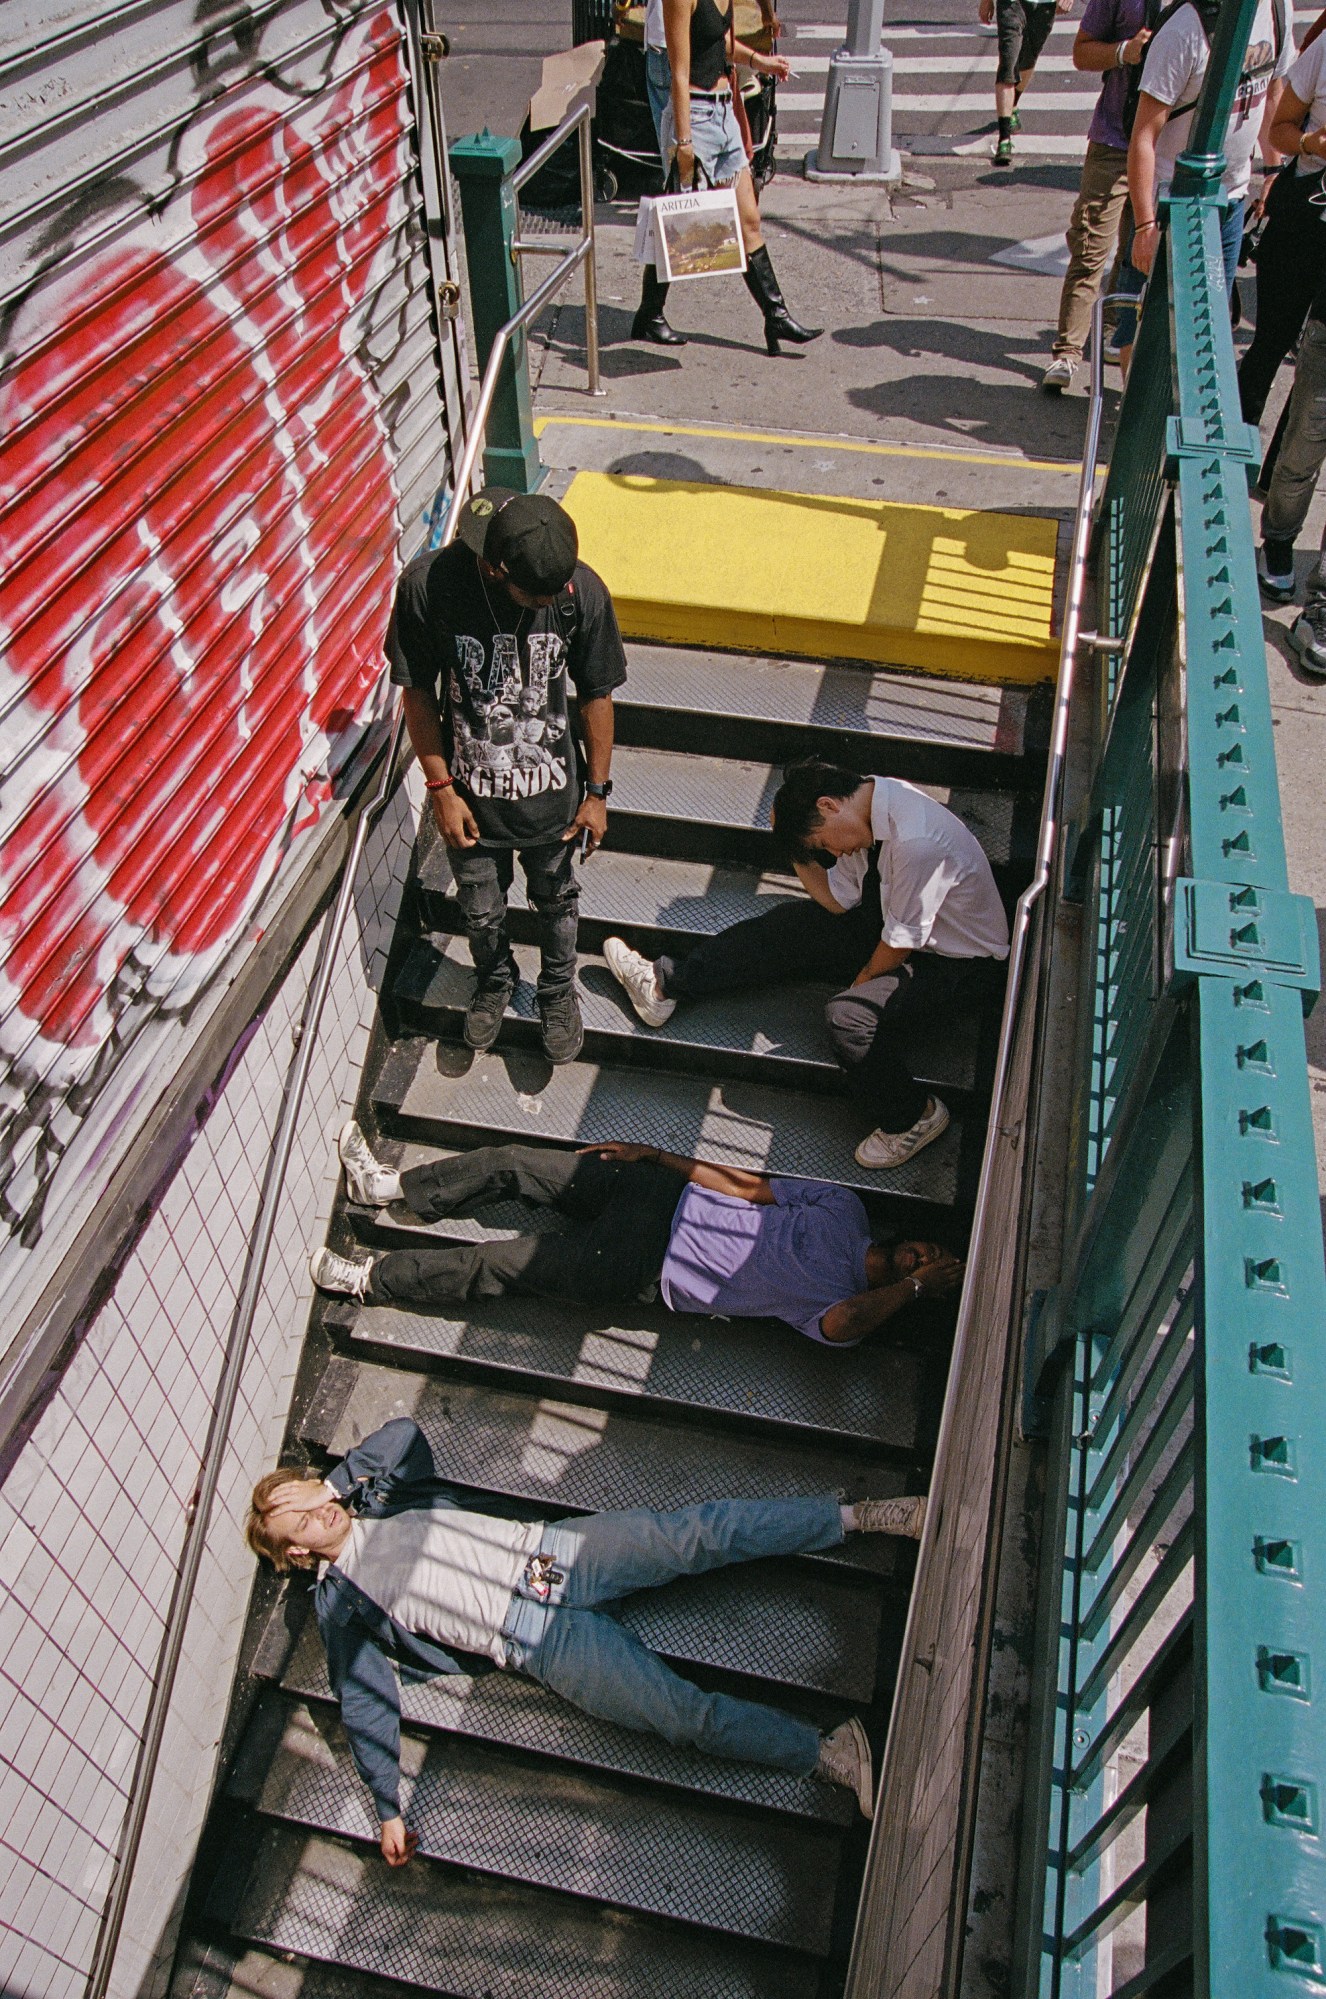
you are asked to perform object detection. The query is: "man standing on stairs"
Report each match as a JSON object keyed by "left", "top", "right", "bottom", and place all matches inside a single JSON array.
[
  {"left": 602, "top": 760, "right": 1010, "bottom": 1172},
  {"left": 387, "top": 489, "right": 627, "bottom": 1067},
  {"left": 247, "top": 1416, "right": 925, "bottom": 1858},
  {"left": 313, "top": 1122, "right": 964, "bottom": 1343}
]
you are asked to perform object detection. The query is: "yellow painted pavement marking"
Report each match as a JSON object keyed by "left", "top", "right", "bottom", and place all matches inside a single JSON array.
[
  {"left": 536, "top": 412, "right": 1083, "bottom": 477},
  {"left": 562, "top": 471, "right": 1059, "bottom": 685}
]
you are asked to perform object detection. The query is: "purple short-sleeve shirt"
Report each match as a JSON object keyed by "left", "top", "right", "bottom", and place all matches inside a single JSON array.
[
  {"left": 1080, "top": 0, "right": 1151, "bottom": 148},
  {"left": 659, "top": 1177, "right": 873, "bottom": 1346}
]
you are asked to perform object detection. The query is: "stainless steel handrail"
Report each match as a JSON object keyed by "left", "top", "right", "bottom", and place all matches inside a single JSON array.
[
  {"left": 843, "top": 292, "right": 1118, "bottom": 1994},
  {"left": 509, "top": 101, "right": 603, "bottom": 397},
  {"left": 83, "top": 214, "right": 600, "bottom": 1999}
]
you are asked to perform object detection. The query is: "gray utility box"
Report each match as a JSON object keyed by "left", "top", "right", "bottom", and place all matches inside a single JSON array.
[{"left": 805, "top": 0, "right": 901, "bottom": 183}]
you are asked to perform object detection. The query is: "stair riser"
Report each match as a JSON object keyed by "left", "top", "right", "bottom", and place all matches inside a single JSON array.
[{"left": 611, "top": 700, "right": 1036, "bottom": 793}]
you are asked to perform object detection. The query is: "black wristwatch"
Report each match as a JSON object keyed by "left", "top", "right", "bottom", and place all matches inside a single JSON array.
[{"left": 585, "top": 779, "right": 613, "bottom": 800}]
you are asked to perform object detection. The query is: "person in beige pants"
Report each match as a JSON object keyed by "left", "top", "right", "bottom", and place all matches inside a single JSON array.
[{"left": 1042, "top": 0, "right": 1152, "bottom": 391}]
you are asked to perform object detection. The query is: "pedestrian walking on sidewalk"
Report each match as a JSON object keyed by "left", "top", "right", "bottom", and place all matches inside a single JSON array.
[
  {"left": 1238, "top": 11, "right": 1326, "bottom": 424},
  {"left": 1041, "top": 0, "right": 1152, "bottom": 391},
  {"left": 1256, "top": 264, "right": 1326, "bottom": 672},
  {"left": 386, "top": 490, "right": 626, "bottom": 1067},
  {"left": 248, "top": 1417, "right": 928, "bottom": 1855},
  {"left": 983, "top": 0, "right": 1076, "bottom": 167},
  {"left": 634, "top": 0, "right": 821, "bottom": 356}
]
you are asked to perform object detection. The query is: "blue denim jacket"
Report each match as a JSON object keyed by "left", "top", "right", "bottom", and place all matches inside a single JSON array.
[{"left": 314, "top": 1417, "right": 527, "bottom": 1819}]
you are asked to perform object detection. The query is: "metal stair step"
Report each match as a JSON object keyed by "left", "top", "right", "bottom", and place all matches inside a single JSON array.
[
  {"left": 613, "top": 642, "right": 1035, "bottom": 788},
  {"left": 415, "top": 745, "right": 1021, "bottom": 875},
  {"left": 414, "top": 840, "right": 811, "bottom": 957},
  {"left": 371, "top": 1034, "right": 963, "bottom": 1210},
  {"left": 281, "top": 1622, "right": 854, "bottom": 1824},
  {"left": 299, "top": 1361, "right": 889, "bottom": 1701},
  {"left": 301, "top": 1351, "right": 912, "bottom": 1574},
  {"left": 392, "top": 933, "right": 982, "bottom": 1097},
  {"left": 256, "top": 1701, "right": 844, "bottom": 1951},
  {"left": 320, "top": 1286, "right": 931, "bottom": 1454},
  {"left": 220, "top": 1824, "right": 815, "bottom": 1999}
]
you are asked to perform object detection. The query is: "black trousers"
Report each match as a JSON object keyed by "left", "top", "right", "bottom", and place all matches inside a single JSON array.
[
  {"left": 1239, "top": 168, "right": 1326, "bottom": 424},
  {"left": 367, "top": 1145, "right": 686, "bottom": 1309},
  {"left": 657, "top": 896, "right": 1002, "bottom": 1133}
]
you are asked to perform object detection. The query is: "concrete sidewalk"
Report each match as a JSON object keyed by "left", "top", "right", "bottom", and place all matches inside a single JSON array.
[{"left": 524, "top": 152, "right": 1326, "bottom": 1204}]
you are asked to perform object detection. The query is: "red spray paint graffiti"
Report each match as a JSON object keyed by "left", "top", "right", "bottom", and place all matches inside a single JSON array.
[{"left": 0, "top": 13, "right": 418, "bottom": 1242}]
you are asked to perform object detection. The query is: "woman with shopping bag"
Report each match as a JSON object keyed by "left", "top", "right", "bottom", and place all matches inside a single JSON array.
[{"left": 632, "top": 0, "right": 822, "bottom": 355}]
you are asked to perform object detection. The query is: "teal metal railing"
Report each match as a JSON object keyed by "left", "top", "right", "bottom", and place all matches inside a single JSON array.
[{"left": 1021, "top": 1, "right": 1326, "bottom": 1990}]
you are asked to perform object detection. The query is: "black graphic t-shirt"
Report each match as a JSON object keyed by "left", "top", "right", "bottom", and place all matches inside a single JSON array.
[{"left": 386, "top": 546, "right": 628, "bottom": 847}]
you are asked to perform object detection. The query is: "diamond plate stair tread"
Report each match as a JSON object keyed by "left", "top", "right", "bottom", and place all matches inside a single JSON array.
[
  {"left": 374, "top": 1035, "right": 962, "bottom": 1206},
  {"left": 301, "top": 1370, "right": 884, "bottom": 1699},
  {"left": 282, "top": 1622, "right": 854, "bottom": 1824},
  {"left": 395, "top": 934, "right": 981, "bottom": 1095},
  {"left": 303, "top": 1353, "right": 908, "bottom": 1570},
  {"left": 259, "top": 1703, "right": 842, "bottom": 1950},
  {"left": 607, "top": 745, "right": 1015, "bottom": 861},
  {"left": 227, "top": 1826, "right": 814, "bottom": 1999},
  {"left": 326, "top": 1290, "right": 928, "bottom": 1452},
  {"left": 618, "top": 643, "right": 1030, "bottom": 755}
]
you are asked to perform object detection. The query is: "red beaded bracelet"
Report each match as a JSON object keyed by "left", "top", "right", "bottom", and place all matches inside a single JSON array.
[{"left": 424, "top": 773, "right": 454, "bottom": 792}]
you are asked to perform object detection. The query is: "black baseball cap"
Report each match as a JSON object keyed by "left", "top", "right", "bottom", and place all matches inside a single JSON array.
[{"left": 456, "top": 487, "right": 579, "bottom": 594}]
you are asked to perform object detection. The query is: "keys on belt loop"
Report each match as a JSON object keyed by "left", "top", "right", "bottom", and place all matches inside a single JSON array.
[{"left": 524, "top": 1553, "right": 565, "bottom": 1602}]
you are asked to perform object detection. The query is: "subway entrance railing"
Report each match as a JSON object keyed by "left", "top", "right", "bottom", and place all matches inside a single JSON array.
[{"left": 1017, "top": 0, "right": 1326, "bottom": 1989}]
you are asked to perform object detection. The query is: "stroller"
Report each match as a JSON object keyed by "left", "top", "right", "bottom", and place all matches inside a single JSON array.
[{"left": 519, "top": 2, "right": 778, "bottom": 215}]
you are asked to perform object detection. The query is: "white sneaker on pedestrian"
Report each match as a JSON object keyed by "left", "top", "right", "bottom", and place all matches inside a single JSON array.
[
  {"left": 855, "top": 1097, "right": 950, "bottom": 1171},
  {"left": 338, "top": 1120, "right": 402, "bottom": 1206},
  {"left": 853, "top": 1495, "right": 927, "bottom": 1541},
  {"left": 602, "top": 936, "right": 676, "bottom": 1028},
  {"left": 1040, "top": 354, "right": 1077, "bottom": 394},
  {"left": 817, "top": 1718, "right": 874, "bottom": 1819},
  {"left": 1257, "top": 542, "right": 1297, "bottom": 604},
  {"left": 309, "top": 1246, "right": 373, "bottom": 1299}
]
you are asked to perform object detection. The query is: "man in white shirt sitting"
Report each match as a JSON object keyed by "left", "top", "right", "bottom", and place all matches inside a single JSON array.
[{"left": 603, "top": 759, "right": 1010, "bottom": 1171}]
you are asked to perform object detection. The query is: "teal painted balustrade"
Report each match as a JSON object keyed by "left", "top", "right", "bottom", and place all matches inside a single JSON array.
[{"left": 1021, "top": 1, "right": 1326, "bottom": 1990}]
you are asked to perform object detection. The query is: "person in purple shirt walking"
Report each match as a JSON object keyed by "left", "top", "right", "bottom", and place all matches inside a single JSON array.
[
  {"left": 312, "top": 1124, "right": 962, "bottom": 1349},
  {"left": 1041, "top": 0, "right": 1153, "bottom": 392}
]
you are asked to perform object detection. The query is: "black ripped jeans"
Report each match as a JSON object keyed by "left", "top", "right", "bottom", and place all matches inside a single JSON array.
[
  {"left": 449, "top": 839, "right": 579, "bottom": 999},
  {"left": 366, "top": 1145, "right": 687, "bottom": 1309}
]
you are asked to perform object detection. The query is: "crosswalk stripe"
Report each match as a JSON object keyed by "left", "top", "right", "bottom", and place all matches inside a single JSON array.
[
  {"left": 781, "top": 89, "right": 1098, "bottom": 110},
  {"left": 790, "top": 51, "right": 1097, "bottom": 69}
]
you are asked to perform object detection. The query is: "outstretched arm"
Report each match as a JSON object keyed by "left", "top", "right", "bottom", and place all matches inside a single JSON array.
[
  {"left": 581, "top": 1142, "right": 776, "bottom": 1204},
  {"left": 324, "top": 1614, "right": 417, "bottom": 1866}
]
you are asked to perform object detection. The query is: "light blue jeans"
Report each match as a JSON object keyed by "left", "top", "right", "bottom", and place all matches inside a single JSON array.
[
  {"left": 1115, "top": 195, "right": 1245, "bottom": 349},
  {"left": 645, "top": 44, "right": 671, "bottom": 142},
  {"left": 500, "top": 1494, "right": 844, "bottom": 1774}
]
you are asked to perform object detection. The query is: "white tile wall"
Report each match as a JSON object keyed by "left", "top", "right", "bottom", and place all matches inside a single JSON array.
[{"left": 0, "top": 776, "right": 420, "bottom": 1999}]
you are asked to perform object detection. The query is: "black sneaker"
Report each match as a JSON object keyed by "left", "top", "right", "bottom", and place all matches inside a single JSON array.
[
  {"left": 538, "top": 988, "right": 584, "bottom": 1064},
  {"left": 1288, "top": 603, "right": 1326, "bottom": 677},
  {"left": 464, "top": 972, "right": 515, "bottom": 1050},
  {"left": 1258, "top": 540, "right": 1296, "bottom": 603}
]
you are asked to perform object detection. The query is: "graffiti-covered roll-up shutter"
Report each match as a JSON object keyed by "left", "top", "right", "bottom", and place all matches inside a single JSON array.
[{"left": 0, "top": 0, "right": 457, "bottom": 1263}]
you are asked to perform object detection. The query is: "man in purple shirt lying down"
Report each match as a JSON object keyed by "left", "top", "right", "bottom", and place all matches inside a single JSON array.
[{"left": 311, "top": 1123, "right": 962, "bottom": 1349}]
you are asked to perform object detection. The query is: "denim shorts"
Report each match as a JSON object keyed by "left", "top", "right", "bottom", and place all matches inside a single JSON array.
[{"left": 660, "top": 89, "right": 748, "bottom": 188}]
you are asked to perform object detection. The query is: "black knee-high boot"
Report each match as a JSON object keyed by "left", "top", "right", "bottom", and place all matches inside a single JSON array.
[
  {"left": 632, "top": 264, "right": 686, "bottom": 346},
  {"left": 743, "top": 244, "right": 823, "bottom": 356}
]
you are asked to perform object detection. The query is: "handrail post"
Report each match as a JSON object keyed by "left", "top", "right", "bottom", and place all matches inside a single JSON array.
[{"left": 450, "top": 130, "right": 545, "bottom": 492}]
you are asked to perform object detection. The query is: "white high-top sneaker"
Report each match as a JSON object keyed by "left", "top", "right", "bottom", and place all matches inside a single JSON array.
[
  {"left": 855, "top": 1098, "right": 950, "bottom": 1171},
  {"left": 309, "top": 1247, "right": 373, "bottom": 1300},
  {"left": 602, "top": 936, "right": 676, "bottom": 1028},
  {"left": 338, "top": 1120, "right": 403, "bottom": 1206},
  {"left": 852, "top": 1495, "right": 928, "bottom": 1541}
]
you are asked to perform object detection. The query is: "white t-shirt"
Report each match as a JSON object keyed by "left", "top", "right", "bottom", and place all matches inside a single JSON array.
[
  {"left": 1141, "top": 0, "right": 1292, "bottom": 201},
  {"left": 825, "top": 777, "right": 1010, "bottom": 961},
  {"left": 645, "top": 0, "right": 665, "bottom": 47},
  {"left": 333, "top": 1508, "right": 544, "bottom": 1666},
  {"left": 1285, "top": 32, "right": 1326, "bottom": 174}
]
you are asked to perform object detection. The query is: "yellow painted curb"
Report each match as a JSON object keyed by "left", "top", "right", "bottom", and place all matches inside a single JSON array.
[{"left": 561, "top": 471, "right": 1060, "bottom": 685}]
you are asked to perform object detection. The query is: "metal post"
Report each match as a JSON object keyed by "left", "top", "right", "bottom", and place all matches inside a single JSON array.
[
  {"left": 450, "top": 130, "right": 545, "bottom": 492},
  {"left": 805, "top": 0, "right": 900, "bottom": 184},
  {"left": 1169, "top": 0, "right": 1261, "bottom": 196},
  {"left": 577, "top": 110, "right": 603, "bottom": 398}
]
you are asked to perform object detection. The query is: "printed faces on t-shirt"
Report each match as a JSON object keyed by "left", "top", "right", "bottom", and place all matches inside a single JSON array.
[{"left": 447, "top": 628, "right": 570, "bottom": 806}]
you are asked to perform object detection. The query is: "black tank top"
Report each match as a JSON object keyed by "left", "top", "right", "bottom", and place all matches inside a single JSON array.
[{"left": 689, "top": 0, "right": 732, "bottom": 92}]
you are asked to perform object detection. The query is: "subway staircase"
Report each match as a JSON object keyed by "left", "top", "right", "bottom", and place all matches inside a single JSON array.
[{"left": 174, "top": 641, "right": 1047, "bottom": 1999}]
